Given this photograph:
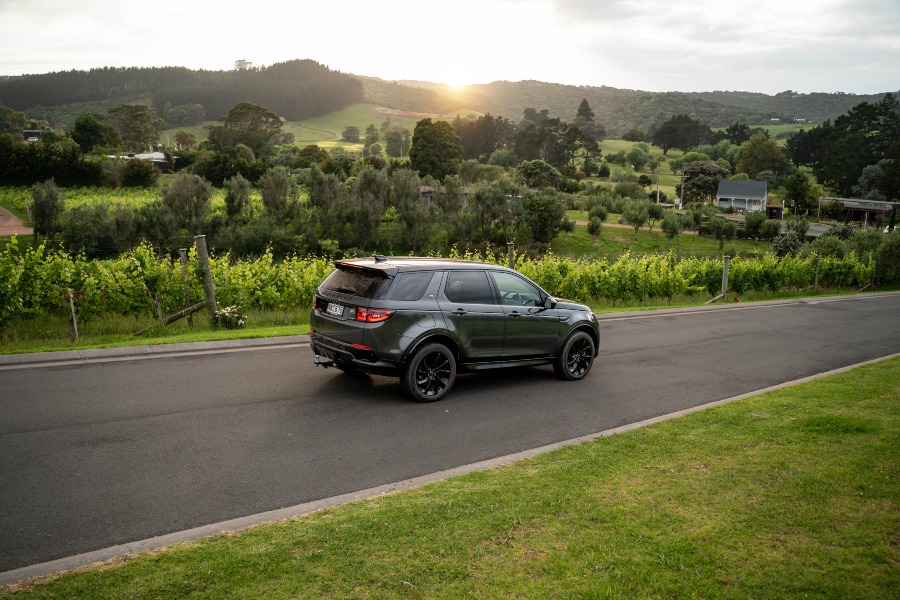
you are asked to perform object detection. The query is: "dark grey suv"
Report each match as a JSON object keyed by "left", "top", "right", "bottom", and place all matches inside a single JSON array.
[{"left": 310, "top": 256, "right": 599, "bottom": 401}]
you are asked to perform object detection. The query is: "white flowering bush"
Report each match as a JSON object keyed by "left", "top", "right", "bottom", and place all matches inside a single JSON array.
[{"left": 213, "top": 305, "right": 247, "bottom": 329}]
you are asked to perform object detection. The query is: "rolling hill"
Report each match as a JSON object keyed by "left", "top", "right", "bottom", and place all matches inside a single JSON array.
[{"left": 2, "top": 58, "right": 896, "bottom": 136}]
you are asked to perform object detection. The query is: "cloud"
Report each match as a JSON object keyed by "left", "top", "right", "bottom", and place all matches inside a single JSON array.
[{"left": 0, "top": 0, "right": 897, "bottom": 93}]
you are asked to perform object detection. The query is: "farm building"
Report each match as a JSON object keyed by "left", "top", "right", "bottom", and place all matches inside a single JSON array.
[
  {"left": 716, "top": 180, "right": 768, "bottom": 213},
  {"left": 818, "top": 197, "right": 900, "bottom": 225}
]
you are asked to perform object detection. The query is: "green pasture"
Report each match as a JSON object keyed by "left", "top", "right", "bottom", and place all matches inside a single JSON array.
[
  {"left": 555, "top": 212, "right": 767, "bottom": 259},
  {"left": 4, "top": 355, "right": 896, "bottom": 598},
  {"left": 158, "top": 103, "right": 482, "bottom": 150}
]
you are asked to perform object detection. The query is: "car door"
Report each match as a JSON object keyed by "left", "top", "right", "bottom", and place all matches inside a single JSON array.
[
  {"left": 490, "top": 271, "right": 561, "bottom": 358},
  {"left": 437, "top": 270, "right": 505, "bottom": 361}
]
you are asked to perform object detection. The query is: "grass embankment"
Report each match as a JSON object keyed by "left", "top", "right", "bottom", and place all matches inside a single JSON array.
[
  {"left": 4, "top": 356, "right": 897, "bottom": 598},
  {"left": 0, "top": 309, "right": 310, "bottom": 355}
]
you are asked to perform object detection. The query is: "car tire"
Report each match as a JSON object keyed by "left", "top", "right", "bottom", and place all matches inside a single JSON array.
[
  {"left": 553, "top": 331, "right": 595, "bottom": 381},
  {"left": 401, "top": 343, "right": 457, "bottom": 402}
]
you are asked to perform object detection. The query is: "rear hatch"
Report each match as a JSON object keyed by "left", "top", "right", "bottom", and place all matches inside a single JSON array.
[{"left": 312, "top": 263, "right": 393, "bottom": 345}]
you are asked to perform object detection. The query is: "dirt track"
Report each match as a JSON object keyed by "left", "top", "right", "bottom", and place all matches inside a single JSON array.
[{"left": 0, "top": 206, "right": 31, "bottom": 236}]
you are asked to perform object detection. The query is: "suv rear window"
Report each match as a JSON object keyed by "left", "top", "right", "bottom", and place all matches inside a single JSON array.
[
  {"left": 320, "top": 266, "right": 389, "bottom": 299},
  {"left": 390, "top": 272, "right": 435, "bottom": 301}
]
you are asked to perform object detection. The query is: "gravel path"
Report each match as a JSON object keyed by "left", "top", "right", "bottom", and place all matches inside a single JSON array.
[{"left": 0, "top": 205, "right": 31, "bottom": 236}]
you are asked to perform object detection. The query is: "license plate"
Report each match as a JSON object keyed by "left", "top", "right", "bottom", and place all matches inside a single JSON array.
[{"left": 326, "top": 302, "right": 344, "bottom": 317}]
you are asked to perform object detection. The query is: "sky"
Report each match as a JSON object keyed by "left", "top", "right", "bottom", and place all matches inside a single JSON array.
[{"left": 1, "top": 0, "right": 898, "bottom": 95}]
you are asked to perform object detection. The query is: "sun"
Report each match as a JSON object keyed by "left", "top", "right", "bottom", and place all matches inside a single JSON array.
[{"left": 441, "top": 78, "right": 468, "bottom": 93}]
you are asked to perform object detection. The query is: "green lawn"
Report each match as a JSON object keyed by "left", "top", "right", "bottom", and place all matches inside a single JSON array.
[{"left": 4, "top": 356, "right": 896, "bottom": 598}]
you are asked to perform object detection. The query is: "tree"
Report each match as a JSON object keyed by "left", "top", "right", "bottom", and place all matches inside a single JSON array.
[
  {"left": 622, "top": 128, "right": 644, "bottom": 142},
  {"left": 383, "top": 129, "right": 400, "bottom": 157},
  {"left": 0, "top": 103, "right": 27, "bottom": 134},
  {"left": 759, "top": 219, "right": 781, "bottom": 244},
  {"left": 224, "top": 174, "right": 253, "bottom": 224},
  {"left": 392, "top": 168, "right": 432, "bottom": 251},
  {"left": 627, "top": 146, "right": 651, "bottom": 171},
  {"left": 588, "top": 216, "right": 602, "bottom": 246},
  {"left": 744, "top": 210, "right": 766, "bottom": 240},
  {"left": 206, "top": 101, "right": 293, "bottom": 158},
  {"left": 576, "top": 99, "right": 594, "bottom": 122},
  {"left": 736, "top": 132, "right": 791, "bottom": 179},
  {"left": 517, "top": 159, "right": 560, "bottom": 189},
  {"left": 853, "top": 159, "right": 898, "bottom": 202},
  {"left": 488, "top": 149, "right": 519, "bottom": 168},
  {"left": 121, "top": 159, "right": 159, "bottom": 188},
  {"left": 162, "top": 173, "right": 213, "bottom": 234},
  {"left": 662, "top": 211, "right": 683, "bottom": 246},
  {"left": 724, "top": 122, "right": 752, "bottom": 145},
  {"left": 71, "top": 112, "right": 121, "bottom": 152},
  {"left": 783, "top": 169, "right": 813, "bottom": 215},
  {"left": 622, "top": 201, "right": 648, "bottom": 239},
  {"left": 772, "top": 231, "right": 802, "bottom": 257},
  {"left": 106, "top": 104, "right": 162, "bottom": 152},
  {"left": 409, "top": 118, "right": 464, "bottom": 182},
  {"left": 646, "top": 202, "right": 664, "bottom": 234},
  {"left": 258, "top": 167, "right": 299, "bottom": 225},
  {"left": 706, "top": 216, "right": 737, "bottom": 250},
  {"left": 364, "top": 124, "right": 380, "bottom": 147},
  {"left": 350, "top": 166, "right": 389, "bottom": 249},
  {"left": 295, "top": 144, "right": 329, "bottom": 168},
  {"left": 174, "top": 130, "right": 197, "bottom": 150},
  {"left": 522, "top": 190, "right": 566, "bottom": 244},
  {"left": 814, "top": 94, "right": 900, "bottom": 197},
  {"left": 342, "top": 126, "right": 360, "bottom": 143},
  {"left": 680, "top": 160, "right": 729, "bottom": 204},
  {"left": 30, "top": 179, "right": 65, "bottom": 241},
  {"left": 651, "top": 114, "right": 710, "bottom": 155},
  {"left": 164, "top": 103, "right": 205, "bottom": 126}
]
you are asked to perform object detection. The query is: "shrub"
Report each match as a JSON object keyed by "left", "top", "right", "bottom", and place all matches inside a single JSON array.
[{"left": 772, "top": 232, "right": 803, "bottom": 257}]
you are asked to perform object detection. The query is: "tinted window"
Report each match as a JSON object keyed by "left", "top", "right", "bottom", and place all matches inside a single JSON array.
[
  {"left": 320, "top": 266, "right": 388, "bottom": 299},
  {"left": 444, "top": 271, "right": 495, "bottom": 304},
  {"left": 390, "top": 272, "right": 434, "bottom": 301},
  {"left": 491, "top": 272, "right": 544, "bottom": 306}
]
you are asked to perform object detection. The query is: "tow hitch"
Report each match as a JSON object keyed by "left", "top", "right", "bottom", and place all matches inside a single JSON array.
[{"left": 314, "top": 353, "right": 336, "bottom": 369}]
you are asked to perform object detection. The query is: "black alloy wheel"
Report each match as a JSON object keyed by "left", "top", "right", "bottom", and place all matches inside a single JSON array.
[
  {"left": 554, "top": 331, "right": 595, "bottom": 381},
  {"left": 402, "top": 343, "right": 457, "bottom": 402}
]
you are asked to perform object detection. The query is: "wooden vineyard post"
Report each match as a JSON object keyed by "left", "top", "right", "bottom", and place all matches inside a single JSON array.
[
  {"left": 180, "top": 248, "right": 192, "bottom": 327},
  {"left": 194, "top": 235, "right": 217, "bottom": 321}
]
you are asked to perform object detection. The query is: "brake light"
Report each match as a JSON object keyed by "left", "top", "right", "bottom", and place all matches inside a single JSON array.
[
  {"left": 352, "top": 343, "right": 373, "bottom": 351},
  {"left": 356, "top": 307, "right": 394, "bottom": 323}
]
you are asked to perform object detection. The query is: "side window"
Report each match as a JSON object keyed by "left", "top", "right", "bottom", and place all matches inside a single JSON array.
[
  {"left": 390, "top": 272, "right": 435, "bottom": 301},
  {"left": 444, "top": 271, "right": 495, "bottom": 304},
  {"left": 491, "top": 272, "right": 544, "bottom": 306}
]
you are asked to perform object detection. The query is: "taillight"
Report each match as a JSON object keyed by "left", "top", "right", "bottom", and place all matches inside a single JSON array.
[{"left": 356, "top": 307, "right": 394, "bottom": 323}]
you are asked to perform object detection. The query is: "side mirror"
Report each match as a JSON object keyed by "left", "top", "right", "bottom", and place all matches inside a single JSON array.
[{"left": 543, "top": 296, "right": 557, "bottom": 309}]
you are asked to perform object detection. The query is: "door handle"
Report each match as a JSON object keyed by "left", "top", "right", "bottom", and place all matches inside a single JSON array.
[
  {"left": 508, "top": 311, "right": 521, "bottom": 318},
  {"left": 453, "top": 308, "right": 468, "bottom": 315}
]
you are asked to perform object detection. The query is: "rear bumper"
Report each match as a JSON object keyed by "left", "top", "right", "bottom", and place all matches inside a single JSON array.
[{"left": 310, "top": 332, "right": 401, "bottom": 375}]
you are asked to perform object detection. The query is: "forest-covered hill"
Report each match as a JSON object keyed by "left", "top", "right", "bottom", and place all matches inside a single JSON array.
[
  {"left": 1, "top": 58, "right": 895, "bottom": 135},
  {"left": 0, "top": 60, "right": 362, "bottom": 123}
]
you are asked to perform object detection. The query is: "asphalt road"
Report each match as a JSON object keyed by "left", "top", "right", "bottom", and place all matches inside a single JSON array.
[{"left": 2, "top": 293, "right": 899, "bottom": 573}]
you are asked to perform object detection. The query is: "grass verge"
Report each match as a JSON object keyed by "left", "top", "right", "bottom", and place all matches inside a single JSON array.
[
  {"left": 3, "top": 357, "right": 898, "bottom": 598},
  {"left": 0, "top": 309, "right": 310, "bottom": 354}
]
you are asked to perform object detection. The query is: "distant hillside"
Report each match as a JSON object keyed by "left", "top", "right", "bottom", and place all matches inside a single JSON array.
[
  {"left": 417, "top": 81, "right": 894, "bottom": 134},
  {"left": 2, "top": 57, "right": 895, "bottom": 136},
  {"left": 685, "top": 90, "right": 894, "bottom": 123},
  {"left": 357, "top": 76, "right": 474, "bottom": 115},
  {"left": 0, "top": 60, "right": 362, "bottom": 124}
]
